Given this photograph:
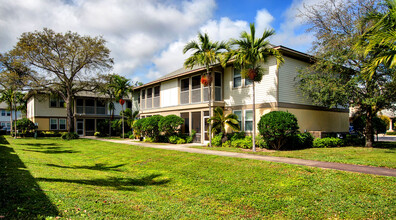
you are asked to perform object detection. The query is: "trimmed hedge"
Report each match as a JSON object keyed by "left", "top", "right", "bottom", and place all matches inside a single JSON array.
[
  {"left": 61, "top": 132, "right": 79, "bottom": 140},
  {"left": 313, "top": 137, "right": 343, "bottom": 148},
  {"left": 159, "top": 115, "right": 184, "bottom": 137}
]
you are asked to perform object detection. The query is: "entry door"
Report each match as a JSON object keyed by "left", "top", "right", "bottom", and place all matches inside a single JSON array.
[
  {"left": 77, "top": 119, "right": 84, "bottom": 135},
  {"left": 191, "top": 112, "right": 201, "bottom": 143}
]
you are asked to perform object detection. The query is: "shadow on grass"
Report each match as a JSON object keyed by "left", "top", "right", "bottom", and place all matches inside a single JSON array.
[
  {"left": 19, "top": 143, "right": 60, "bottom": 147},
  {"left": 22, "top": 149, "right": 80, "bottom": 154},
  {"left": 46, "top": 163, "right": 127, "bottom": 171},
  {"left": 36, "top": 174, "right": 171, "bottom": 191},
  {"left": 373, "top": 141, "right": 396, "bottom": 150},
  {"left": 0, "top": 145, "right": 58, "bottom": 218}
]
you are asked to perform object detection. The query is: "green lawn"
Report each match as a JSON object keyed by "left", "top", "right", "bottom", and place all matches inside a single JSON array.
[
  {"left": 193, "top": 142, "right": 396, "bottom": 169},
  {"left": 1, "top": 137, "right": 395, "bottom": 219}
]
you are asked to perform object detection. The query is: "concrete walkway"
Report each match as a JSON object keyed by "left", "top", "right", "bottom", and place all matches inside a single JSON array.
[{"left": 85, "top": 137, "right": 396, "bottom": 177}]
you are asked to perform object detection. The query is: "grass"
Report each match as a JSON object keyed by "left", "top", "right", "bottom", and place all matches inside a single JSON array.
[
  {"left": 0, "top": 137, "right": 395, "bottom": 219},
  {"left": 193, "top": 142, "right": 396, "bottom": 169}
]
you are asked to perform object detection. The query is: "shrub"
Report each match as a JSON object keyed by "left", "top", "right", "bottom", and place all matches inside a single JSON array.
[
  {"left": 14, "top": 118, "right": 37, "bottom": 135},
  {"left": 144, "top": 137, "right": 154, "bottom": 143},
  {"left": 313, "top": 137, "right": 343, "bottom": 148},
  {"left": 344, "top": 134, "right": 364, "bottom": 146},
  {"left": 286, "top": 132, "right": 314, "bottom": 150},
  {"left": 94, "top": 132, "right": 101, "bottom": 136},
  {"left": 186, "top": 129, "right": 197, "bottom": 143},
  {"left": 176, "top": 138, "right": 186, "bottom": 144},
  {"left": 255, "top": 135, "right": 268, "bottom": 149},
  {"left": 132, "top": 118, "right": 146, "bottom": 138},
  {"left": 227, "top": 132, "right": 246, "bottom": 142},
  {"left": 129, "top": 134, "right": 135, "bottom": 139},
  {"left": 0, "top": 135, "right": 9, "bottom": 145},
  {"left": 169, "top": 135, "right": 186, "bottom": 144},
  {"left": 222, "top": 140, "right": 231, "bottom": 148},
  {"left": 61, "top": 132, "right": 79, "bottom": 140},
  {"left": 379, "top": 115, "right": 391, "bottom": 130},
  {"left": 352, "top": 115, "right": 388, "bottom": 135},
  {"left": 211, "top": 133, "right": 223, "bottom": 147},
  {"left": 159, "top": 115, "right": 184, "bottom": 137},
  {"left": 231, "top": 136, "right": 252, "bottom": 149},
  {"left": 386, "top": 131, "right": 396, "bottom": 135},
  {"left": 258, "top": 111, "right": 299, "bottom": 150},
  {"left": 121, "top": 130, "right": 133, "bottom": 138},
  {"left": 96, "top": 119, "right": 110, "bottom": 136},
  {"left": 141, "top": 115, "right": 163, "bottom": 141}
]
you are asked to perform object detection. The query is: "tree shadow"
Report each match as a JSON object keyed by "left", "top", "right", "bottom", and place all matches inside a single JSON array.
[
  {"left": 46, "top": 163, "right": 127, "bottom": 171},
  {"left": 0, "top": 145, "right": 58, "bottom": 218},
  {"left": 19, "top": 143, "right": 60, "bottom": 147},
  {"left": 35, "top": 174, "right": 171, "bottom": 191},
  {"left": 22, "top": 149, "right": 80, "bottom": 154}
]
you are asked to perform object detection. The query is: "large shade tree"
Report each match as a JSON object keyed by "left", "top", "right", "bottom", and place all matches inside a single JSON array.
[
  {"left": 12, "top": 28, "right": 113, "bottom": 132},
  {"left": 230, "top": 23, "right": 284, "bottom": 152},
  {"left": 183, "top": 32, "right": 228, "bottom": 146},
  {"left": 297, "top": 0, "right": 396, "bottom": 147}
]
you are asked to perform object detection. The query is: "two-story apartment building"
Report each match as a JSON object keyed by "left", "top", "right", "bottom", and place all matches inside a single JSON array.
[
  {"left": 26, "top": 92, "right": 133, "bottom": 136},
  {"left": 132, "top": 46, "right": 349, "bottom": 143},
  {"left": 0, "top": 102, "right": 23, "bottom": 132}
]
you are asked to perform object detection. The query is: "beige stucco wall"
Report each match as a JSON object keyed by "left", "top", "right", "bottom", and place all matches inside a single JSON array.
[
  {"left": 278, "top": 56, "right": 311, "bottom": 105},
  {"left": 34, "top": 95, "right": 67, "bottom": 117},
  {"left": 223, "top": 57, "right": 278, "bottom": 107},
  {"left": 34, "top": 118, "right": 50, "bottom": 130}
]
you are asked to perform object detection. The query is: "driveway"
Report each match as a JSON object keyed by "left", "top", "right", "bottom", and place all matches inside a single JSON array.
[{"left": 377, "top": 135, "right": 396, "bottom": 142}]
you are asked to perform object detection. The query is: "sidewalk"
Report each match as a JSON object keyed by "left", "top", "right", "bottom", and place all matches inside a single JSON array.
[{"left": 85, "top": 137, "right": 396, "bottom": 177}]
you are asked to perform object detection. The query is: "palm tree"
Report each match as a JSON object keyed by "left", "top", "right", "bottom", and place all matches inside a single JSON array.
[
  {"left": 360, "top": 0, "right": 396, "bottom": 77},
  {"left": 207, "top": 107, "right": 240, "bottom": 137},
  {"left": 183, "top": 33, "right": 228, "bottom": 146},
  {"left": 0, "top": 89, "right": 24, "bottom": 138},
  {"left": 119, "top": 108, "right": 139, "bottom": 129},
  {"left": 98, "top": 74, "right": 117, "bottom": 137},
  {"left": 111, "top": 75, "right": 131, "bottom": 139},
  {"left": 230, "top": 23, "right": 284, "bottom": 152}
]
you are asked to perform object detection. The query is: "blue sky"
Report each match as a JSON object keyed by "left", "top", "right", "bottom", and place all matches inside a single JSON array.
[{"left": 0, "top": 0, "right": 317, "bottom": 84}]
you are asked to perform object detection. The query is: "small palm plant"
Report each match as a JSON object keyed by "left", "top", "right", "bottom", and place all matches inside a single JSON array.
[{"left": 207, "top": 107, "right": 240, "bottom": 139}]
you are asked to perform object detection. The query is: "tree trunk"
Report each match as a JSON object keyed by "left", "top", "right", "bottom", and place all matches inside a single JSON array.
[
  {"left": 122, "top": 104, "right": 125, "bottom": 139},
  {"left": 66, "top": 94, "right": 74, "bottom": 133},
  {"left": 252, "top": 81, "right": 256, "bottom": 152},
  {"left": 14, "top": 100, "right": 17, "bottom": 139},
  {"left": 9, "top": 105, "right": 13, "bottom": 137},
  {"left": 365, "top": 111, "right": 374, "bottom": 148},
  {"left": 208, "top": 70, "right": 212, "bottom": 147}
]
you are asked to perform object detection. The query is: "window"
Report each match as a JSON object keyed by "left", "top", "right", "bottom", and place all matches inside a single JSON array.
[
  {"left": 180, "top": 112, "right": 189, "bottom": 134},
  {"left": 6, "top": 123, "right": 10, "bottom": 128},
  {"left": 59, "top": 119, "right": 66, "bottom": 130},
  {"left": 233, "top": 110, "right": 242, "bottom": 130},
  {"left": 191, "top": 75, "right": 201, "bottom": 103},
  {"left": 126, "top": 100, "right": 132, "bottom": 109},
  {"left": 50, "top": 96, "right": 65, "bottom": 108},
  {"left": 1, "top": 110, "right": 5, "bottom": 116},
  {"left": 141, "top": 90, "right": 145, "bottom": 109},
  {"left": 180, "top": 78, "right": 190, "bottom": 104},
  {"left": 6, "top": 111, "right": 10, "bottom": 116},
  {"left": 96, "top": 100, "right": 106, "bottom": 114},
  {"left": 245, "top": 78, "right": 253, "bottom": 86},
  {"left": 50, "top": 118, "right": 58, "bottom": 130},
  {"left": 244, "top": 110, "right": 253, "bottom": 131},
  {"left": 85, "top": 99, "right": 95, "bottom": 114},
  {"left": 233, "top": 69, "right": 242, "bottom": 87},
  {"left": 76, "top": 99, "right": 84, "bottom": 113}
]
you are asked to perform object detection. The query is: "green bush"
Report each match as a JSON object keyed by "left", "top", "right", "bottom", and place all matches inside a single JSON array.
[
  {"left": 144, "top": 137, "right": 154, "bottom": 143},
  {"left": 120, "top": 130, "right": 133, "bottom": 138},
  {"left": 344, "top": 134, "right": 364, "bottom": 146},
  {"left": 222, "top": 140, "right": 231, "bottom": 148},
  {"left": 258, "top": 111, "right": 299, "bottom": 150},
  {"left": 14, "top": 118, "right": 37, "bottom": 135},
  {"left": 287, "top": 132, "right": 314, "bottom": 150},
  {"left": 231, "top": 136, "right": 252, "bottom": 149},
  {"left": 211, "top": 133, "right": 223, "bottom": 147},
  {"left": 227, "top": 132, "right": 246, "bottom": 142},
  {"left": 96, "top": 119, "right": 110, "bottom": 136},
  {"left": 169, "top": 135, "right": 186, "bottom": 144},
  {"left": 352, "top": 115, "right": 388, "bottom": 135},
  {"left": 37, "top": 131, "right": 62, "bottom": 137},
  {"left": 0, "top": 135, "right": 9, "bottom": 145},
  {"left": 129, "top": 134, "right": 135, "bottom": 139},
  {"left": 141, "top": 115, "right": 163, "bottom": 141},
  {"left": 176, "top": 138, "right": 186, "bottom": 144},
  {"left": 313, "top": 137, "right": 343, "bottom": 148},
  {"left": 61, "top": 132, "right": 79, "bottom": 140},
  {"left": 185, "top": 129, "right": 197, "bottom": 143},
  {"left": 132, "top": 118, "right": 146, "bottom": 138},
  {"left": 386, "top": 131, "right": 396, "bottom": 135},
  {"left": 94, "top": 132, "right": 101, "bottom": 136},
  {"left": 159, "top": 115, "right": 184, "bottom": 137},
  {"left": 255, "top": 135, "right": 268, "bottom": 149}
]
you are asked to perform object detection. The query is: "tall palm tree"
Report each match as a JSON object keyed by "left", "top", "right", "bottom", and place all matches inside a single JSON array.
[
  {"left": 98, "top": 74, "right": 117, "bottom": 136},
  {"left": 0, "top": 89, "right": 24, "bottom": 138},
  {"left": 183, "top": 32, "right": 228, "bottom": 146},
  {"left": 111, "top": 75, "right": 131, "bottom": 139},
  {"left": 360, "top": 0, "right": 396, "bottom": 76},
  {"left": 207, "top": 107, "right": 240, "bottom": 136},
  {"left": 119, "top": 108, "right": 139, "bottom": 129},
  {"left": 231, "top": 23, "right": 284, "bottom": 152}
]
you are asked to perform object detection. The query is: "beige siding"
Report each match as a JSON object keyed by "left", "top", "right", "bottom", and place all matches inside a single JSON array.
[
  {"left": 27, "top": 98, "right": 34, "bottom": 119},
  {"left": 278, "top": 56, "right": 311, "bottom": 105},
  {"left": 34, "top": 95, "right": 67, "bottom": 117},
  {"left": 161, "top": 79, "right": 178, "bottom": 107},
  {"left": 223, "top": 57, "right": 278, "bottom": 107}
]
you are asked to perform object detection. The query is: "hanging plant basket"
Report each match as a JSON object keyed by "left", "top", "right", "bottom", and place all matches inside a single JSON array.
[
  {"left": 242, "top": 66, "right": 264, "bottom": 82},
  {"left": 119, "top": 98, "right": 125, "bottom": 105},
  {"left": 201, "top": 75, "right": 212, "bottom": 86},
  {"left": 247, "top": 68, "right": 257, "bottom": 80}
]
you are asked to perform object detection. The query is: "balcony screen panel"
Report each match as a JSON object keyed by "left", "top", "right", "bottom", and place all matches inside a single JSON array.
[
  {"left": 147, "top": 88, "right": 152, "bottom": 98},
  {"left": 180, "top": 91, "right": 189, "bottom": 104},
  {"left": 146, "top": 98, "right": 152, "bottom": 109},
  {"left": 215, "top": 72, "right": 221, "bottom": 87},
  {"left": 215, "top": 87, "right": 222, "bottom": 101},
  {"left": 153, "top": 97, "right": 160, "bottom": 108},
  {"left": 181, "top": 78, "right": 189, "bottom": 92},
  {"left": 192, "top": 75, "right": 200, "bottom": 90},
  {"left": 191, "top": 89, "right": 201, "bottom": 103},
  {"left": 203, "top": 87, "right": 209, "bottom": 102},
  {"left": 76, "top": 99, "right": 84, "bottom": 113}
]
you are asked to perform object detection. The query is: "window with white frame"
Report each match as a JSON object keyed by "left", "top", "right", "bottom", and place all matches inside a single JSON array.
[
  {"left": 141, "top": 90, "right": 145, "bottom": 109},
  {"left": 1, "top": 110, "right": 5, "bottom": 116},
  {"left": 50, "top": 118, "right": 58, "bottom": 130},
  {"left": 214, "top": 72, "right": 222, "bottom": 101},
  {"left": 180, "top": 78, "right": 190, "bottom": 104},
  {"left": 245, "top": 77, "right": 253, "bottom": 86},
  {"left": 233, "top": 69, "right": 242, "bottom": 88},
  {"left": 6, "top": 111, "right": 10, "bottom": 116},
  {"left": 147, "top": 88, "right": 152, "bottom": 109},
  {"left": 153, "top": 86, "right": 160, "bottom": 108},
  {"left": 191, "top": 75, "right": 201, "bottom": 103},
  {"left": 50, "top": 96, "right": 65, "bottom": 108},
  {"left": 59, "top": 119, "right": 66, "bottom": 130},
  {"left": 244, "top": 110, "right": 253, "bottom": 132},
  {"left": 233, "top": 110, "right": 242, "bottom": 130}
]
